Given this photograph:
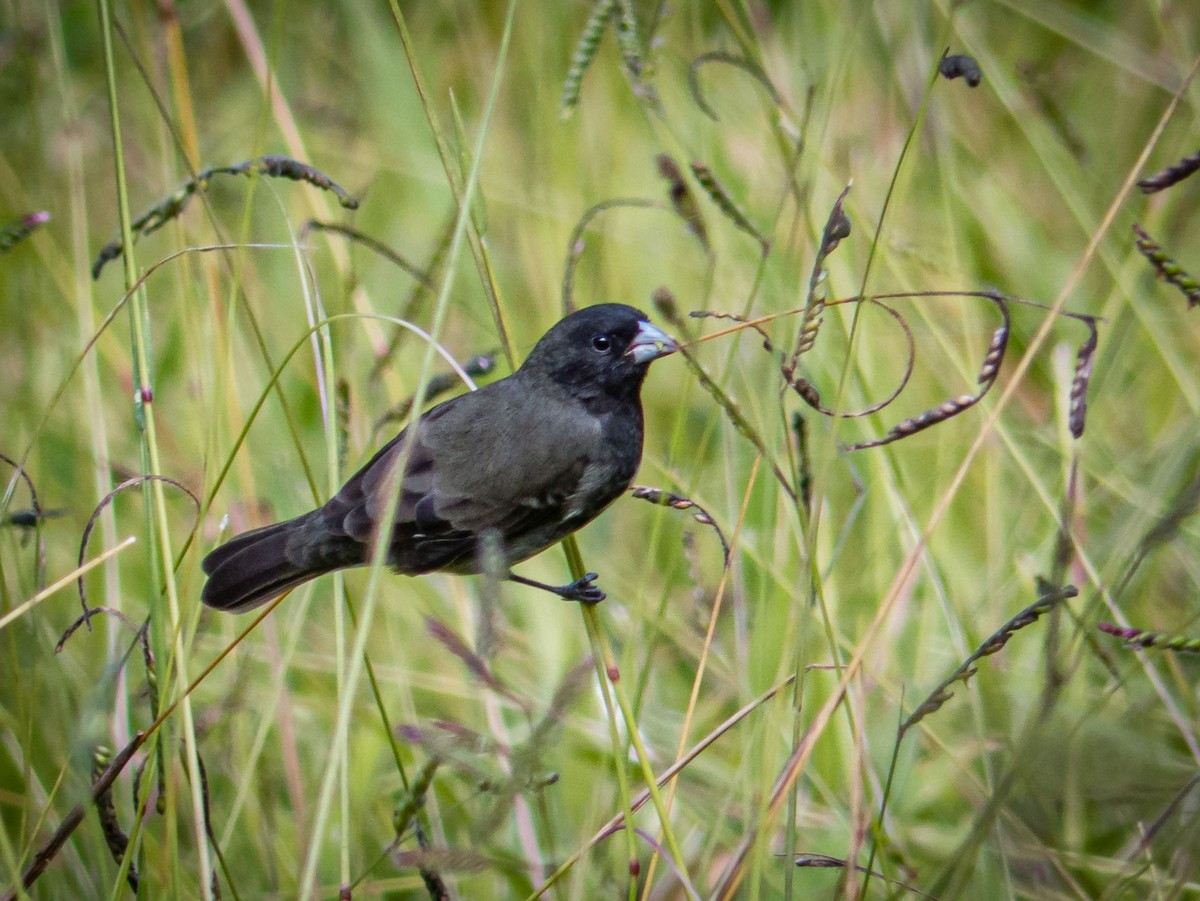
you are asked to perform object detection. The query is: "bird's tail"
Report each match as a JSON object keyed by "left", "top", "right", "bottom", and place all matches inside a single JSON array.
[{"left": 201, "top": 512, "right": 335, "bottom": 613}]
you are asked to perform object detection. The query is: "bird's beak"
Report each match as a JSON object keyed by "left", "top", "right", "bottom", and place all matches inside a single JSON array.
[{"left": 626, "top": 321, "right": 678, "bottom": 364}]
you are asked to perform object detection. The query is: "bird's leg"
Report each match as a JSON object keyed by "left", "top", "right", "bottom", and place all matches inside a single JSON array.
[{"left": 509, "top": 572, "right": 606, "bottom": 604}]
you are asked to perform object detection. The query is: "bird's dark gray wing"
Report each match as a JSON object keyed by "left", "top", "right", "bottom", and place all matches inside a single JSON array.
[{"left": 312, "top": 379, "right": 602, "bottom": 574}]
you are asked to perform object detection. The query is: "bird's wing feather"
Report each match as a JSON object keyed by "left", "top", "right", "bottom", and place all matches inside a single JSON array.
[{"left": 319, "top": 379, "right": 600, "bottom": 572}]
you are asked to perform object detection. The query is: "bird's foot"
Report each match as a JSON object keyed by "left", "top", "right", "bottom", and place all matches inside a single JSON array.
[
  {"left": 509, "top": 572, "right": 606, "bottom": 604},
  {"left": 556, "top": 572, "right": 606, "bottom": 604}
]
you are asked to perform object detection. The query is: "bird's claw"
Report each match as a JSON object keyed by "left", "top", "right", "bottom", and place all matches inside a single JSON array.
[{"left": 559, "top": 572, "right": 605, "bottom": 604}]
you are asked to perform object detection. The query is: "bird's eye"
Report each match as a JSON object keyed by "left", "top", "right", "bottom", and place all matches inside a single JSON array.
[{"left": 591, "top": 334, "right": 612, "bottom": 353}]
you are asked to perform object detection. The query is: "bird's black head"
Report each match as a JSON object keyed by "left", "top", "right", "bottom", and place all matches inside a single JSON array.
[{"left": 521, "top": 303, "right": 677, "bottom": 401}]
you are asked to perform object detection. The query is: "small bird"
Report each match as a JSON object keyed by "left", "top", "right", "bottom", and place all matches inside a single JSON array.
[{"left": 201, "top": 303, "right": 677, "bottom": 612}]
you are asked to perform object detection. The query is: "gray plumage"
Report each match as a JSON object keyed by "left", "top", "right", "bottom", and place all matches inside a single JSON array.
[{"left": 201, "top": 304, "right": 676, "bottom": 612}]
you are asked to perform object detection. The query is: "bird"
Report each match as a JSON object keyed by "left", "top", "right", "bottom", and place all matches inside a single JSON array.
[{"left": 201, "top": 303, "right": 678, "bottom": 612}]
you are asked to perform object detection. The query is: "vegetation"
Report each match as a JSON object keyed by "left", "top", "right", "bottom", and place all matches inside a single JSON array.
[{"left": 3, "top": 1, "right": 1200, "bottom": 898}]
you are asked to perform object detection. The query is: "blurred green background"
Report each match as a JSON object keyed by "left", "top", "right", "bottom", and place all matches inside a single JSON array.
[{"left": 3, "top": 1, "right": 1200, "bottom": 898}]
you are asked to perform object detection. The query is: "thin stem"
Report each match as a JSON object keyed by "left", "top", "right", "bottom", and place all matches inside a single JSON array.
[{"left": 95, "top": 0, "right": 212, "bottom": 893}]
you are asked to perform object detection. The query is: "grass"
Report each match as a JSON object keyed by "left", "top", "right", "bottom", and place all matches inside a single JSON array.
[{"left": 3, "top": 0, "right": 1200, "bottom": 898}]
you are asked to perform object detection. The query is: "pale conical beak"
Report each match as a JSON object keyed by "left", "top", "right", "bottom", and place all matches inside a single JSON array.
[{"left": 626, "top": 320, "right": 678, "bottom": 364}]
